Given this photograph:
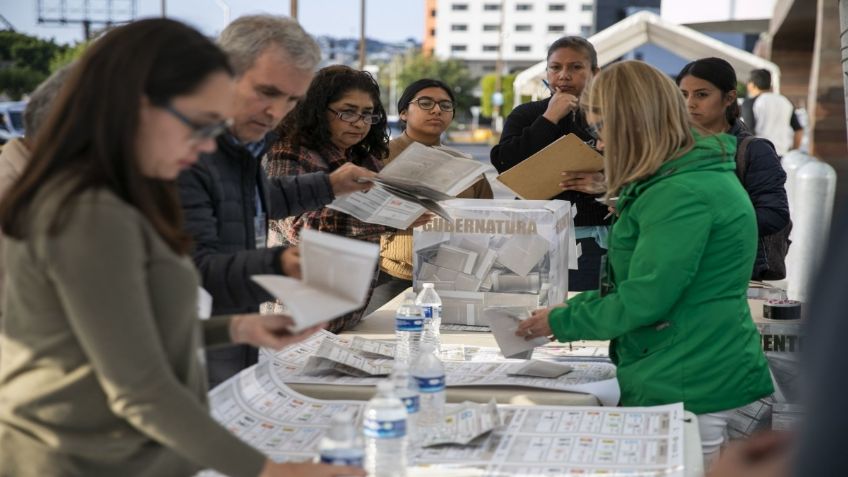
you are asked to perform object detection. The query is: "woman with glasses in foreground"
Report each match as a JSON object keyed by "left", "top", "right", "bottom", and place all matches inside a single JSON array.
[
  {"left": 364, "top": 79, "right": 493, "bottom": 314},
  {"left": 266, "top": 65, "right": 420, "bottom": 332},
  {"left": 491, "top": 36, "right": 611, "bottom": 291},
  {"left": 516, "top": 61, "right": 773, "bottom": 468},
  {"left": 0, "top": 19, "right": 357, "bottom": 477}
]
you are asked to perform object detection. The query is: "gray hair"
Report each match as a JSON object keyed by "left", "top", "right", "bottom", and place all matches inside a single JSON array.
[
  {"left": 24, "top": 64, "right": 74, "bottom": 136},
  {"left": 218, "top": 15, "right": 321, "bottom": 76}
]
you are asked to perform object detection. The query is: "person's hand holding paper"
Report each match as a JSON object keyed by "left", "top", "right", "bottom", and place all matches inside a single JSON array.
[
  {"left": 560, "top": 171, "right": 606, "bottom": 194},
  {"left": 487, "top": 308, "right": 550, "bottom": 359},
  {"left": 229, "top": 314, "right": 326, "bottom": 350}
]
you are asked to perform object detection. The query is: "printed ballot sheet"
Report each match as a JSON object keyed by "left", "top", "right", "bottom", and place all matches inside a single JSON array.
[
  {"left": 200, "top": 355, "right": 681, "bottom": 477},
  {"left": 251, "top": 229, "right": 378, "bottom": 332},
  {"left": 263, "top": 331, "right": 620, "bottom": 407},
  {"left": 328, "top": 142, "right": 489, "bottom": 228},
  {"left": 414, "top": 403, "right": 686, "bottom": 477}
]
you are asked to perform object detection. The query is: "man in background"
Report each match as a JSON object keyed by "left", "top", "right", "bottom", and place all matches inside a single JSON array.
[{"left": 742, "top": 69, "right": 804, "bottom": 156}]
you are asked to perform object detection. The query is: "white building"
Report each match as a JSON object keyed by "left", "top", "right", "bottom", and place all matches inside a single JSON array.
[{"left": 427, "top": 0, "right": 597, "bottom": 77}]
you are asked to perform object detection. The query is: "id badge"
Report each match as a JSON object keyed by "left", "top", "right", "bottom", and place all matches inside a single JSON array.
[{"left": 254, "top": 212, "right": 267, "bottom": 249}]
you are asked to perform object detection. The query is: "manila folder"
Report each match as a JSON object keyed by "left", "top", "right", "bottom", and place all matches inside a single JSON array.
[{"left": 496, "top": 133, "right": 603, "bottom": 200}]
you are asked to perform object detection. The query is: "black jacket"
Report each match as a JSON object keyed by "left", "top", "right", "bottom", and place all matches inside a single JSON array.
[
  {"left": 490, "top": 97, "right": 610, "bottom": 226},
  {"left": 178, "top": 133, "right": 335, "bottom": 315},
  {"left": 729, "top": 120, "right": 790, "bottom": 279}
]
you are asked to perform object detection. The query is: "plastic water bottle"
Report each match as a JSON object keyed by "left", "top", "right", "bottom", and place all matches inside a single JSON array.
[
  {"left": 416, "top": 283, "right": 442, "bottom": 353},
  {"left": 411, "top": 343, "right": 446, "bottom": 429},
  {"left": 318, "top": 412, "right": 364, "bottom": 468},
  {"left": 395, "top": 292, "right": 423, "bottom": 365},
  {"left": 363, "top": 381, "right": 408, "bottom": 477},
  {"left": 391, "top": 362, "right": 420, "bottom": 449}
]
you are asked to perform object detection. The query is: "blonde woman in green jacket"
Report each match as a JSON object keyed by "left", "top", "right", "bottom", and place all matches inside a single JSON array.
[
  {"left": 0, "top": 19, "right": 363, "bottom": 477},
  {"left": 517, "top": 61, "right": 773, "bottom": 466}
]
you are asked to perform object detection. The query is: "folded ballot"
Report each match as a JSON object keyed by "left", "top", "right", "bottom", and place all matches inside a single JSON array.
[
  {"left": 251, "top": 229, "right": 379, "bottom": 332},
  {"left": 329, "top": 142, "right": 489, "bottom": 229}
]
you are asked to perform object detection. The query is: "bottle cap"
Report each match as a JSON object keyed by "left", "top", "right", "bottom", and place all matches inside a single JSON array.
[
  {"left": 376, "top": 380, "right": 393, "bottom": 394},
  {"left": 423, "top": 283, "right": 434, "bottom": 289},
  {"left": 404, "top": 291, "right": 417, "bottom": 300}
]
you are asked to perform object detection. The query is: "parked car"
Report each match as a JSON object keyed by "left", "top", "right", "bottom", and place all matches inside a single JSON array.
[{"left": 0, "top": 101, "right": 26, "bottom": 145}]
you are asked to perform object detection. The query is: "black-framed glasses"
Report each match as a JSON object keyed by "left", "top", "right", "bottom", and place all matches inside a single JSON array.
[
  {"left": 327, "top": 108, "right": 382, "bottom": 125},
  {"left": 163, "top": 104, "right": 232, "bottom": 142},
  {"left": 409, "top": 97, "right": 455, "bottom": 112},
  {"left": 586, "top": 120, "right": 604, "bottom": 141}
]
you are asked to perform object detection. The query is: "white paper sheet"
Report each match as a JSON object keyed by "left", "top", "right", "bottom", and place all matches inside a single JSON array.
[
  {"left": 329, "top": 185, "right": 428, "bottom": 229},
  {"left": 420, "top": 399, "right": 502, "bottom": 447},
  {"left": 486, "top": 308, "right": 550, "bottom": 359},
  {"left": 251, "top": 230, "right": 378, "bottom": 331}
]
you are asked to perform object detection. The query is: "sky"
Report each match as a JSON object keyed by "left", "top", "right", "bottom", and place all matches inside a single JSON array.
[{"left": 1, "top": 0, "right": 425, "bottom": 45}]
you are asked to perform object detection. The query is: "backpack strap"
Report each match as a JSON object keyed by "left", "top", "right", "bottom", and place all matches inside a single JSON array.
[{"left": 735, "top": 135, "right": 756, "bottom": 181}]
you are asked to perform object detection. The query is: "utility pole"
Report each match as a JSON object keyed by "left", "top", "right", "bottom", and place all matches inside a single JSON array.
[
  {"left": 358, "top": 0, "right": 367, "bottom": 70},
  {"left": 290, "top": 0, "right": 298, "bottom": 19},
  {"left": 493, "top": 0, "right": 506, "bottom": 132},
  {"left": 161, "top": 0, "right": 166, "bottom": 17}
]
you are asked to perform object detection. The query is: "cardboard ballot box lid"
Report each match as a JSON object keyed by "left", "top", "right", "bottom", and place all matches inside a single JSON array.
[{"left": 496, "top": 133, "right": 604, "bottom": 200}]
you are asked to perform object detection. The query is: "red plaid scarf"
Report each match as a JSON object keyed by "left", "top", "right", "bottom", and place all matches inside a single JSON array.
[{"left": 265, "top": 138, "right": 388, "bottom": 332}]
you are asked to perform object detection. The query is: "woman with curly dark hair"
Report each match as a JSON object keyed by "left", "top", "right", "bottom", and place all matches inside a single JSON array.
[{"left": 266, "top": 65, "right": 399, "bottom": 332}]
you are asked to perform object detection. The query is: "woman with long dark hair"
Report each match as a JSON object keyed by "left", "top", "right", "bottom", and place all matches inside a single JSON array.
[
  {"left": 266, "top": 65, "right": 417, "bottom": 332},
  {"left": 0, "top": 19, "right": 359, "bottom": 477},
  {"left": 676, "top": 58, "right": 790, "bottom": 280}
]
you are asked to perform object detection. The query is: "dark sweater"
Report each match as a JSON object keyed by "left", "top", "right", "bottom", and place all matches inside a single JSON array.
[
  {"left": 729, "top": 120, "right": 790, "bottom": 279},
  {"left": 490, "top": 96, "right": 610, "bottom": 227}
]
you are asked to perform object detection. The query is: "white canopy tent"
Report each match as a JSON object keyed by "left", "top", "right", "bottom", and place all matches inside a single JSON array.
[{"left": 512, "top": 11, "right": 781, "bottom": 106}]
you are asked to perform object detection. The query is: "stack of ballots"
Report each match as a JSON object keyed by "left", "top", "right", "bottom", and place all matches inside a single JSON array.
[{"left": 413, "top": 199, "right": 574, "bottom": 326}]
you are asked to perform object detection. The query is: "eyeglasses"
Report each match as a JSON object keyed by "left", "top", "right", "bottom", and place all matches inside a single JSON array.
[
  {"left": 327, "top": 108, "right": 382, "bottom": 125},
  {"left": 586, "top": 120, "right": 604, "bottom": 141},
  {"left": 163, "top": 104, "right": 232, "bottom": 142},
  {"left": 409, "top": 97, "right": 455, "bottom": 112}
]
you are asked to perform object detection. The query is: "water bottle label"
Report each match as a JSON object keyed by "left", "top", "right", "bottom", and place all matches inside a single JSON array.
[
  {"left": 319, "top": 453, "right": 364, "bottom": 467},
  {"left": 396, "top": 317, "right": 424, "bottom": 331},
  {"left": 414, "top": 376, "right": 446, "bottom": 393},
  {"left": 363, "top": 418, "right": 407, "bottom": 439},
  {"left": 402, "top": 395, "right": 420, "bottom": 414},
  {"left": 422, "top": 306, "right": 433, "bottom": 319}
]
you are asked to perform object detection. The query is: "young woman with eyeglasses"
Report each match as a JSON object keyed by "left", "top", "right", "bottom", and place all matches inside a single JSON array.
[
  {"left": 266, "top": 65, "right": 426, "bottom": 332},
  {"left": 363, "top": 79, "right": 493, "bottom": 315},
  {"left": 0, "top": 19, "right": 359, "bottom": 477},
  {"left": 516, "top": 61, "right": 773, "bottom": 468},
  {"left": 490, "top": 36, "right": 610, "bottom": 291}
]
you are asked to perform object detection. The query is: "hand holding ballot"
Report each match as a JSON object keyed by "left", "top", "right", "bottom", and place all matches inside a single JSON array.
[
  {"left": 229, "top": 314, "right": 326, "bottom": 350},
  {"left": 516, "top": 306, "right": 560, "bottom": 341},
  {"left": 252, "top": 230, "right": 380, "bottom": 332},
  {"left": 328, "top": 162, "right": 377, "bottom": 195}
]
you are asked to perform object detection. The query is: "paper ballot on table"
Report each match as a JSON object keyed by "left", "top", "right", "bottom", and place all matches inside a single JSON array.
[
  {"left": 496, "top": 133, "right": 604, "bottom": 200},
  {"left": 507, "top": 360, "right": 573, "bottom": 378},
  {"left": 329, "top": 142, "right": 489, "bottom": 227},
  {"left": 421, "top": 399, "right": 502, "bottom": 447},
  {"left": 251, "top": 229, "right": 379, "bottom": 332},
  {"left": 486, "top": 308, "right": 550, "bottom": 359}
]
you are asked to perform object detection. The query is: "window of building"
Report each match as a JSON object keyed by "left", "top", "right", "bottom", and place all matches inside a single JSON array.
[
  {"left": 580, "top": 25, "right": 592, "bottom": 36},
  {"left": 516, "top": 3, "right": 532, "bottom": 11},
  {"left": 548, "top": 25, "right": 565, "bottom": 33},
  {"left": 549, "top": 3, "right": 565, "bottom": 11},
  {"left": 482, "top": 65, "right": 496, "bottom": 72},
  {"left": 515, "top": 45, "right": 532, "bottom": 52},
  {"left": 430, "top": 8, "right": 436, "bottom": 17},
  {"left": 515, "top": 24, "right": 532, "bottom": 32},
  {"left": 430, "top": 28, "right": 436, "bottom": 36},
  {"left": 483, "top": 45, "right": 499, "bottom": 52},
  {"left": 451, "top": 3, "right": 469, "bottom": 11},
  {"left": 483, "top": 24, "right": 500, "bottom": 32},
  {"left": 451, "top": 24, "right": 468, "bottom": 31},
  {"left": 483, "top": 3, "right": 500, "bottom": 11},
  {"left": 581, "top": 4, "right": 593, "bottom": 11},
  {"left": 451, "top": 44, "right": 468, "bottom": 52}
]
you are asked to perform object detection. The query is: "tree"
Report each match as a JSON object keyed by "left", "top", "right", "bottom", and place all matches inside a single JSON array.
[
  {"left": 0, "top": 30, "right": 68, "bottom": 100},
  {"left": 480, "top": 73, "right": 516, "bottom": 118},
  {"left": 387, "top": 52, "right": 478, "bottom": 121},
  {"left": 49, "top": 41, "right": 89, "bottom": 73}
]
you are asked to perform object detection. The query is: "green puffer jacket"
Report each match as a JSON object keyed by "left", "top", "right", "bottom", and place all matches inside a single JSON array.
[{"left": 549, "top": 131, "right": 774, "bottom": 414}]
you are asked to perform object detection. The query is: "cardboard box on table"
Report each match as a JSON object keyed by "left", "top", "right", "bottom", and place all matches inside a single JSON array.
[{"left": 413, "top": 199, "right": 574, "bottom": 326}]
